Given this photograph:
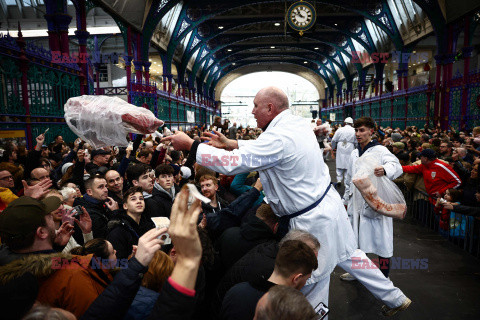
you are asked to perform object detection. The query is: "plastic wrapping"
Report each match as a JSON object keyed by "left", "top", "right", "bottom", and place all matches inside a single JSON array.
[
  {"left": 352, "top": 152, "right": 406, "bottom": 219},
  {"left": 64, "top": 95, "right": 164, "bottom": 148}
]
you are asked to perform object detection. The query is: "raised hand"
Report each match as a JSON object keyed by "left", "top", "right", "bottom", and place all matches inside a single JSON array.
[
  {"left": 135, "top": 228, "right": 167, "bottom": 266},
  {"left": 105, "top": 197, "right": 119, "bottom": 211},
  {"left": 201, "top": 130, "right": 234, "bottom": 150},
  {"left": 161, "top": 131, "right": 194, "bottom": 151},
  {"left": 74, "top": 207, "right": 92, "bottom": 234},
  {"left": 23, "top": 179, "right": 52, "bottom": 199},
  {"left": 55, "top": 221, "right": 75, "bottom": 246}
]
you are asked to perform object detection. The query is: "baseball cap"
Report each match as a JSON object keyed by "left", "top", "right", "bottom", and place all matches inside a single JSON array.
[
  {"left": 91, "top": 149, "right": 110, "bottom": 158},
  {"left": 344, "top": 117, "right": 353, "bottom": 124},
  {"left": 180, "top": 166, "right": 192, "bottom": 179},
  {"left": 419, "top": 148, "right": 436, "bottom": 159},
  {"left": 0, "top": 196, "right": 59, "bottom": 239}
]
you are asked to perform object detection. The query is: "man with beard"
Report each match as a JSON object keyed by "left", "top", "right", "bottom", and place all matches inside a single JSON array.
[
  {"left": 200, "top": 174, "right": 229, "bottom": 215},
  {"left": 105, "top": 170, "right": 125, "bottom": 204},
  {"left": 73, "top": 175, "right": 120, "bottom": 241},
  {"left": 0, "top": 196, "right": 73, "bottom": 266}
]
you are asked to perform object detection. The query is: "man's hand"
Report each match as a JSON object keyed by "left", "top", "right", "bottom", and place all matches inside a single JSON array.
[
  {"left": 135, "top": 227, "right": 167, "bottom": 266},
  {"left": 74, "top": 207, "right": 92, "bottom": 234},
  {"left": 73, "top": 138, "right": 82, "bottom": 151},
  {"left": 55, "top": 222, "right": 74, "bottom": 246},
  {"left": 35, "top": 134, "right": 45, "bottom": 151},
  {"left": 162, "top": 132, "right": 194, "bottom": 151},
  {"left": 22, "top": 179, "right": 52, "bottom": 199},
  {"left": 202, "top": 131, "right": 237, "bottom": 150},
  {"left": 105, "top": 197, "right": 119, "bottom": 211},
  {"left": 253, "top": 178, "right": 263, "bottom": 191},
  {"left": 374, "top": 166, "right": 385, "bottom": 177}
]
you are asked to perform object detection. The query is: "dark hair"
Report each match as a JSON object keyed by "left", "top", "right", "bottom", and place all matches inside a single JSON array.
[
  {"left": 137, "top": 150, "right": 152, "bottom": 159},
  {"left": 70, "top": 238, "right": 111, "bottom": 260},
  {"left": 396, "top": 151, "right": 410, "bottom": 163},
  {"left": 126, "top": 163, "right": 151, "bottom": 184},
  {"left": 84, "top": 175, "right": 105, "bottom": 191},
  {"left": 446, "top": 188, "right": 462, "bottom": 202},
  {"left": 155, "top": 164, "right": 174, "bottom": 177},
  {"left": 274, "top": 240, "right": 318, "bottom": 278},
  {"left": 170, "top": 150, "right": 182, "bottom": 163},
  {"left": 123, "top": 186, "right": 144, "bottom": 205},
  {"left": 353, "top": 116, "right": 376, "bottom": 129}
]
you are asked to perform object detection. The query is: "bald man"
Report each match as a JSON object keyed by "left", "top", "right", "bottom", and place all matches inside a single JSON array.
[{"left": 165, "top": 86, "right": 410, "bottom": 317}]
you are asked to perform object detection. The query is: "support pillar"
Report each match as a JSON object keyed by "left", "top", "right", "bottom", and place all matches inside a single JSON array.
[
  {"left": 461, "top": 46, "right": 474, "bottom": 130},
  {"left": 75, "top": 30, "right": 90, "bottom": 95},
  {"left": 133, "top": 60, "right": 143, "bottom": 84},
  {"left": 434, "top": 55, "right": 443, "bottom": 127},
  {"left": 124, "top": 56, "right": 133, "bottom": 103},
  {"left": 143, "top": 61, "right": 151, "bottom": 85},
  {"left": 16, "top": 25, "right": 32, "bottom": 148},
  {"left": 441, "top": 53, "right": 455, "bottom": 130}
]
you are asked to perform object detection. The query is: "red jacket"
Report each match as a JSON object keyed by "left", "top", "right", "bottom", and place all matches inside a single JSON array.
[{"left": 402, "top": 159, "right": 461, "bottom": 198}]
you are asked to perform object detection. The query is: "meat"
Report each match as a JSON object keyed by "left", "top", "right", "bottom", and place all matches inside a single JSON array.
[
  {"left": 64, "top": 95, "right": 164, "bottom": 148},
  {"left": 352, "top": 175, "right": 406, "bottom": 219},
  {"left": 121, "top": 113, "right": 163, "bottom": 134}
]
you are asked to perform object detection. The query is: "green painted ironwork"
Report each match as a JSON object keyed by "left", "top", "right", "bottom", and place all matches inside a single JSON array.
[
  {"left": 407, "top": 91, "right": 429, "bottom": 128},
  {"left": 392, "top": 96, "right": 405, "bottom": 128},
  {"left": 467, "top": 83, "right": 480, "bottom": 128},
  {"left": 27, "top": 65, "right": 80, "bottom": 116},
  {"left": 31, "top": 123, "right": 77, "bottom": 145},
  {"left": 0, "top": 56, "right": 24, "bottom": 115}
]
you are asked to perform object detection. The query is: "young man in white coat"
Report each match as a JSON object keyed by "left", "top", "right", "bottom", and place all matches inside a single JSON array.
[
  {"left": 341, "top": 116, "right": 403, "bottom": 282},
  {"left": 163, "top": 86, "right": 411, "bottom": 317},
  {"left": 331, "top": 117, "right": 356, "bottom": 188}
]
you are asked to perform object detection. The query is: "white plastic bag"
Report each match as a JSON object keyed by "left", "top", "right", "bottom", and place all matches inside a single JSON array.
[
  {"left": 352, "top": 152, "right": 406, "bottom": 219},
  {"left": 64, "top": 95, "right": 164, "bottom": 148}
]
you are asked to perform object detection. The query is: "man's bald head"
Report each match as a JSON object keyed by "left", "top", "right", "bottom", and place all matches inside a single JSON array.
[
  {"left": 252, "top": 86, "right": 289, "bottom": 129},
  {"left": 256, "top": 86, "right": 289, "bottom": 111}
]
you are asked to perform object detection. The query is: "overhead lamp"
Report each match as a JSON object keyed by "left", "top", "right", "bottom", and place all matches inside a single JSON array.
[
  {"left": 271, "top": 46, "right": 275, "bottom": 49},
  {"left": 304, "top": 61, "right": 308, "bottom": 64},
  {"left": 334, "top": 23, "right": 338, "bottom": 26},
  {"left": 274, "top": 23, "right": 281, "bottom": 26},
  {"left": 218, "top": 26, "right": 224, "bottom": 29},
  {"left": 314, "top": 47, "right": 319, "bottom": 50},
  {"left": 227, "top": 49, "right": 232, "bottom": 52},
  {"left": 232, "top": 63, "right": 236, "bottom": 65}
]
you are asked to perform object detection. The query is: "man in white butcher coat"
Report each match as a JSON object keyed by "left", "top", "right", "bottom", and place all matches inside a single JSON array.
[
  {"left": 331, "top": 117, "right": 356, "bottom": 188},
  {"left": 341, "top": 116, "right": 403, "bottom": 283},
  {"left": 164, "top": 87, "right": 411, "bottom": 317}
]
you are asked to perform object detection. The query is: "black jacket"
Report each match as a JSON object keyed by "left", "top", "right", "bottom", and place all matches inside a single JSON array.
[
  {"left": 73, "top": 195, "right": 120, "bottom": 244},
  {"left": 217, "top": 215, "right": 276, "bottom": 269},
  {"left": 220, "top": 278, "right": 275, "bottom": 320},
  {"left": 106, "top": 213, "right": 155, "bottom": 259},
  {"left": 202, "top": 194, "right": 230, "bottom": 215},
  {"left": 150, "top": 185, "right": 179, "bottom": 218},
  {"left": 215, "top": 240, "right": 278, "bottom": 308}
]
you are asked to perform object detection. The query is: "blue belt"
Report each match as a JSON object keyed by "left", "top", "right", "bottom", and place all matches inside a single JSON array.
[{"left": 278, "top": 183, "right": 332, "bottom": 238}]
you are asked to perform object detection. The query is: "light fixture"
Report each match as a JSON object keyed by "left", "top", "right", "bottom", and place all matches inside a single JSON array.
[
  {"left": 218, "top": 26, "right": 224, "bottom": 29},
  {"left": 232, "top": 63, "right": 236, "bottom": 65},
  {"left": 304, "top": 61, "right": 308, "bottom": 64},
  {"left": 271, "top": 46, "right": 275, "bottom": 49},
  {"left": 227, "top": 49, "right": 232, "bottom": 52},
  {"left": 413, "top": 51, "right": 416, "bottom": 53},
  {"left": 314, "top": 47, "right": 319, "bottom": 50},
  {"left": 334, "top": 23, "right": 338, "bottom": 26},
  {"left": 274, "top": 23, "right": 281, "bottom": 26}
]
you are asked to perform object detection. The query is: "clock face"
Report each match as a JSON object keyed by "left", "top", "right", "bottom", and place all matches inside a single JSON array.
[{"left": 287, "top": 1, "right": 316, "bottom": 32}]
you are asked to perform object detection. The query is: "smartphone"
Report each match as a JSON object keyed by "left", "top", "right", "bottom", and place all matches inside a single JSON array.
[
  {"left": 314, "top": 302, "right": 329, "bottom": 320},
  {"left": 71, "top": 205, "right": 83, "bottom": 218}
]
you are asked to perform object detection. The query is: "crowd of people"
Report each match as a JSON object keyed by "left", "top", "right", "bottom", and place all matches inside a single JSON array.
[{"left": 0, "top": 85, "right": 478, "bottom": 319}]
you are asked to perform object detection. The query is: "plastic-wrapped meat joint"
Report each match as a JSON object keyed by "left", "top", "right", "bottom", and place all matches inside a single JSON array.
[
  {"left": 352, "top": 152, "right": 407, "bottom": 220},
  {"left": 64, "top": 95, "right": 164, "bottom": 148}
]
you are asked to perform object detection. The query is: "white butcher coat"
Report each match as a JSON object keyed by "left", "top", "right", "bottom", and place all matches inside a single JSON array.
[
  {"left": 195, "top": 109, "right": 357, "bottom": 283},
  {"left": 331, "top": 124, "right": 356, "bottom": 169},
  {"left": 344, "top": 144, "right": 403, "bottom": 258}
]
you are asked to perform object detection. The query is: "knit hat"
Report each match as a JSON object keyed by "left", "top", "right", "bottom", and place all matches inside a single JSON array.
[
  {"left": 170, "top": 164, "right": 181, "bottom": 176},
  {"left": 419, "top": 148, "right": 436, "bottom": 160},
  {"left": 0, "top": 196, "right": 60, "bottom": 239},
  {"left": 391, "top": 132, "right": 402, "bottom": 142},
  {"left": 392, "top": 142, "right": 405, "bottom": 149}
]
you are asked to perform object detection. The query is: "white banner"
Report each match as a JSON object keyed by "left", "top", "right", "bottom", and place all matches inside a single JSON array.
[
  {"left": 330, "top": 113, "right": 336, "bottom": 122},
  {"left": 187, "top": 110, "right": 195, "bottom": 123}
]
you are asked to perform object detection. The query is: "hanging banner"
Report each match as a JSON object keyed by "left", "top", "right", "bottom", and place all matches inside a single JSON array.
[
  {"left": 187, "top": 110, "right": 195, "bottom": 123},
  {"left": 330, "top": 113, "right": 336, "bottom": 122}
]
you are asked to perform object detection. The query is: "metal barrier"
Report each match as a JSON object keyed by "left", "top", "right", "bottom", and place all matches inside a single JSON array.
[{"left": 397, "top": 182, "right": 480, "bottom": 258}]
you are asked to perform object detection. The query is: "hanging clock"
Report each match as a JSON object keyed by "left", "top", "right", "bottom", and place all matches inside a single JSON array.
[{"left": 287, "top": 0, "right": 316, "bottom": 36}]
